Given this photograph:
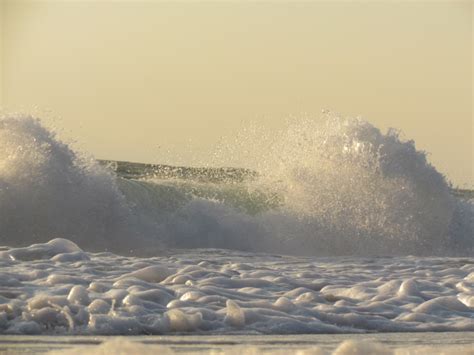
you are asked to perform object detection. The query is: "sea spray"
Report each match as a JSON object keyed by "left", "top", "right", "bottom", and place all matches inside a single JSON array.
[
  {"left": 0, "top": 113, "right": 472, "bottom": 256},
  {"left": 225, "top": 116, "right": 461, "bottom": 255},
  {"left": 0, "top": 115, "right": 148, "bottom": 252},
  {"left": 148, "top": 115, "right": 470, "bottom": 255}
]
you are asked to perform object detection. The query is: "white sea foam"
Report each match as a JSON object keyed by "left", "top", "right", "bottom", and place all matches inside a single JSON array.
[{"left": 0, "top": 241, "right": 473, "bottom": 335}]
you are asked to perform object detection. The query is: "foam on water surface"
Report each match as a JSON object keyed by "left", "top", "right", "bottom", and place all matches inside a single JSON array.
[{"left": 0, "top": 243, "right": 473, "bottom": 335}]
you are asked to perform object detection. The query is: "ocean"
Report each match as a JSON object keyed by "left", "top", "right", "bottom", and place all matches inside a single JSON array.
[{"left": 0, "top": 115, "right": 472, "bottom": 353}]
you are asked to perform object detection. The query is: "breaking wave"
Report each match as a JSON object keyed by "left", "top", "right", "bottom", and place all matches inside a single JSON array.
[{"left": 0, "top": 114, "right": 472, "bottom": 256}]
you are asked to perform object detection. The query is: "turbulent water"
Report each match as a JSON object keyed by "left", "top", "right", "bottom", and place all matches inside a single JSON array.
[{"left": 0, "top": 114, "right": 472, "bottom": 337}]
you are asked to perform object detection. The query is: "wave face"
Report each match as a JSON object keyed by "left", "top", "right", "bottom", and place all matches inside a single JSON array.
[{"left": 0, "top": 114, "right": 472, "bottom": 256}]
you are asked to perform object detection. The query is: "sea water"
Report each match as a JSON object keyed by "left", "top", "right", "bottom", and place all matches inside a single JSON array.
[
  {"left": 0, "top": 114, "right": 472, "bottom": 353},
  {"left": 1, "top": 333, "right": 474, "bottom": 354}
]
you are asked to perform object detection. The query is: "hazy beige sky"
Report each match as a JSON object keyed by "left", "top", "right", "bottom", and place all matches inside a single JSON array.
[{"left": 0, "top": 0, "right": 472, "bottom": 186}]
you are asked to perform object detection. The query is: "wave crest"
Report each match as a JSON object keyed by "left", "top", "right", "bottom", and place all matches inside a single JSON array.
[
  {"left": 0, "top": 116, "right": 140, "bottom": 252},
  {"left": 0, "top": 114, "right": 472, "bottom": 256}
]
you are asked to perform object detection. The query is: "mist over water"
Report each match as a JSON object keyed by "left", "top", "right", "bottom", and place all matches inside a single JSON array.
[{"left": 0, "top": 114, "right": 472, "bottom": 256}]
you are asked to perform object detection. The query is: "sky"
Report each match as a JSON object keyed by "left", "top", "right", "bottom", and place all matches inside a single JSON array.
[{"left": 0, "top": 0, "right": 472, "bottom": 187}]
